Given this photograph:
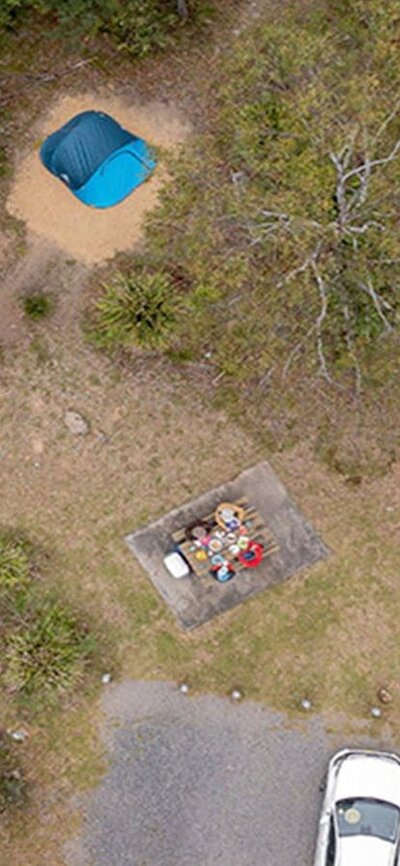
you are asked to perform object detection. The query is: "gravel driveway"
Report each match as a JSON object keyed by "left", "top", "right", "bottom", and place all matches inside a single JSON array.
[{"left": 65, "top": 682, "right": 345, "bottom": 866}]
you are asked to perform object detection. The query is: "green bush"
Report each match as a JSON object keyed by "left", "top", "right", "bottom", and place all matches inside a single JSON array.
[
  {"left": 22, "top": 292, "right": 55, "bottom": 321},
  {"left": 0, "top": 0, "right": 212, "bottom": 56},
  {"left": 108, "top": 1, "right": 178, "bottom": 58},
  {"left": 93, "top": 269, "right": 176, "bottom": 348},
  {"left": 0, "top": 0, "right": 22, "bottom": 30},
  {"left": 3, "top": 601, "right": 95, "bottom": 695},
  {"left": 0, "top": 534, "right": 95, "bottom": 697}
]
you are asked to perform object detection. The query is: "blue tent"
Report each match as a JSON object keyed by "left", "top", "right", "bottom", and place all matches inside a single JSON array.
[{"left": 40, "top": 110, "right": 157, "bottom": 208}]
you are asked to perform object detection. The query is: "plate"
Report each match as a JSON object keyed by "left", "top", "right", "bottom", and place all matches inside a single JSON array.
[
  {"left": 238, "top": 536, "right": 249, "bottom": 549},
  {"left": 238, "top": 541, "right": 264, "bottom": 568},
  {"left": 220, "top": 507, "right": 234, "bottom": 522},
  {"left": 192, "top": 525, "right": 208, "bottom": 540},
  {"left": 209, "top": 538, "right": 223, "bottom": 553},
  {"left": 211, "top": 554, "right": 225, "bottom": 566}
]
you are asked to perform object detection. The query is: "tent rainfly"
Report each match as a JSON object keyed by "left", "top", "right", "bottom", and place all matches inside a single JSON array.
[{"left": 40, "top": 110, "right": 157, "bottom": 208}]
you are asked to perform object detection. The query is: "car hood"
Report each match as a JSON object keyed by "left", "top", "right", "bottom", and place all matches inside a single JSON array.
[
  {"left": 335, "top": 754, "right": 400, "bottom": 808},
  {"left": 337, "top": 834, "right": 395, "bottom": 866}
]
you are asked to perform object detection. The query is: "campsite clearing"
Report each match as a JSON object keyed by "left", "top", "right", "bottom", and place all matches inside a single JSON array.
[{"left": 2, "top": 2, "right": 400, "bottom": 865}]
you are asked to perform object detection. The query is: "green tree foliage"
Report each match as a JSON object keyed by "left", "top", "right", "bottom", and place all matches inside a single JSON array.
[
  {"left": 0, "top": 0, "right": 210, "bottom": 56},
  {"left": 118, "top": 0, "right": 400, "bottom": 398}
]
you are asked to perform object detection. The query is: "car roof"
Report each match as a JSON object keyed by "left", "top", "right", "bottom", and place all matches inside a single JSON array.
[{"left": 337, "top": 834, "right": 396, "bottom": 866}]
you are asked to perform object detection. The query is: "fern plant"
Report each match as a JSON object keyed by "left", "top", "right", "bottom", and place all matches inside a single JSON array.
[{"left": 94, "top": 270, "right": 176, "bottom": 348}]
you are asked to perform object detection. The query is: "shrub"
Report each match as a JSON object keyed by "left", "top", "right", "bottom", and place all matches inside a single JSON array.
[
  {"left": 0, "top": 534, "right": 96, "bottom": 698},
  {"left": 0, "top": 0, "right": 23, "bottom": 30},
  {"left": 3, "top": 601, "right": 95, "bottom": 695},
  {"left": 0, "top": 1, "right": 213, "bottom": 56},
  {"left": 22, "top": 292, "right": 55, "bottom": 320},
  {"left": 93, "top": 270, "right": 176, "bottom": 348},
  {"left": 108, "top": 1, "right": 179, "bottom": 58}
]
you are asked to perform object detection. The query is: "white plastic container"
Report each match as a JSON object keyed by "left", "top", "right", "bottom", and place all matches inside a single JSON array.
[{"left": 163, "top": 551, "right": 190, "bottom": 579}]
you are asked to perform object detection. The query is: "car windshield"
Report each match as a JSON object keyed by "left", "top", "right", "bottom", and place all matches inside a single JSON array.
[{"left": 336, "top": 798, "right": 400, "bottom": 843}]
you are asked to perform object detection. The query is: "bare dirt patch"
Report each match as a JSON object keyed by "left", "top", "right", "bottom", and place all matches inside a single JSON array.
[{"left": 6, "top": 91, "right": 191, "bottom": 265}]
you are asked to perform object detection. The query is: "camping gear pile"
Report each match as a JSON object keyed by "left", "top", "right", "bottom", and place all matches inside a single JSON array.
[{"left": 166, "top": 499, "right": 278, "bottom": 583}]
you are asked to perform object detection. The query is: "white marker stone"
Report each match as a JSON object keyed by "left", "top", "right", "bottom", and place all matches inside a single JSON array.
[
  {"left": 231, "top": 689, "right": 242, "bottom": 701},
  {"left": 8, "top": 729, "right": 28, "bottom": 742}
]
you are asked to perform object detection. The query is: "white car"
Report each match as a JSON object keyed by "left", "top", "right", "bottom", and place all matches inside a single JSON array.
[{"left": 314, "top": 749, "right": 400, "bottom": 866}]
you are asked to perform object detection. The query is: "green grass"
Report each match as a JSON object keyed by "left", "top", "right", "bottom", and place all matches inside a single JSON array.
[{"left": 0, "top": 536, "right": 30, "bottom": 593}]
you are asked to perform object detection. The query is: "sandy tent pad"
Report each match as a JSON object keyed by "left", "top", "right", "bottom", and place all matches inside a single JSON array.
[{"left": 6, "top": 93, "right": 191, "bottom": 266}]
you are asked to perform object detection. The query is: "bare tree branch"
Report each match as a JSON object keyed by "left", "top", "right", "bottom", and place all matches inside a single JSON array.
[
  {"left": 373, "top": 99, "right": 400, "bottom": 145},
  {"left": 343, "top": 136, "right": 400, "bottom": 183},
  {"left": 266, "top": 103, "right": 400, "bottom": 388},
  {"left": 281, "top": 247, "right": 331, "bottom": 381},
  {"left": 282, "top": 322, "right": 316, "bottom": 379},
  {"left": 277, "top": 242, "right": 322, "bottom": 288},
  {"left": 346, "top": 221, "right": 385, "bottom": 234},
  {"left": 360, "top": 278, "right": 393, "bottom": 332},
  {"left": 310, "top": 260, "right": 332, "bottom": 382}
]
